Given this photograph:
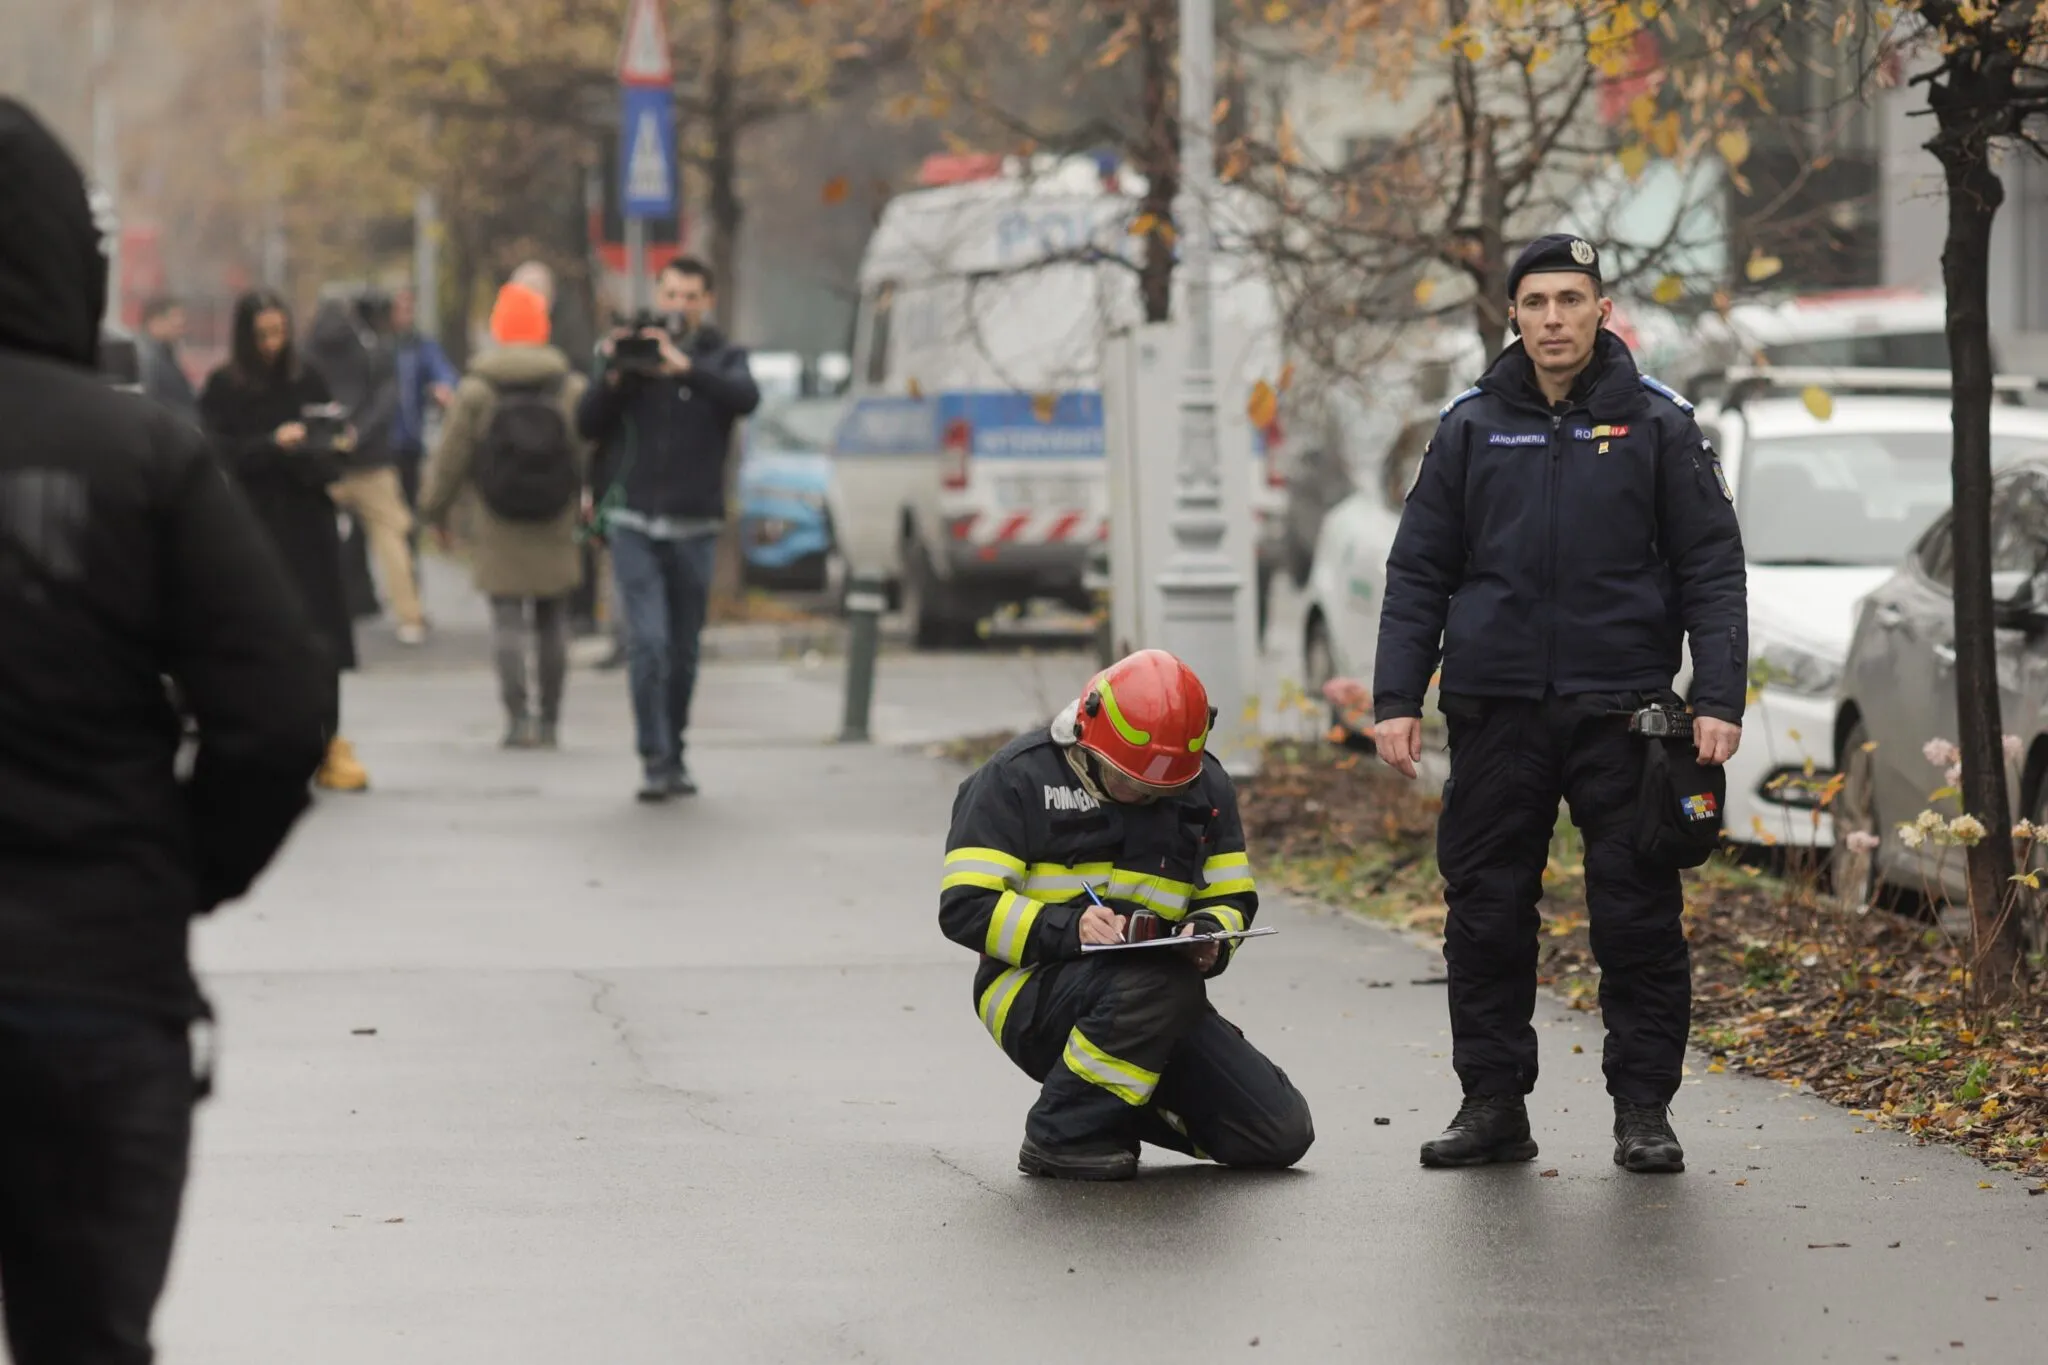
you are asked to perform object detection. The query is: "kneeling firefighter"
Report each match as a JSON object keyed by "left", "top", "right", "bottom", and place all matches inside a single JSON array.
[{"left": 940, "top": 650, "right": 1314, "bottom": 1181}]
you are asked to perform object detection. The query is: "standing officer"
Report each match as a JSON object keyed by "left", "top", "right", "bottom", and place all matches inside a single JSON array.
[
  {"left": 942, "top": 650, "right": 1314, "bottom": 1181},
  {"left": 1372, "top": 234, "right": 1746, "bottom": 1174}
]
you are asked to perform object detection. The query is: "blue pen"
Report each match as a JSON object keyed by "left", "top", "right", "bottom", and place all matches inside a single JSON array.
[{"left": 1082, "top": 881, "right": 1123, "bottom": 943}]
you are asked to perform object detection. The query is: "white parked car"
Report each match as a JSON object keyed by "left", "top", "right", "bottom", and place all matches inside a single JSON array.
[{"left": 1300, "top": 366, "right": 2048, "bottom": 852}]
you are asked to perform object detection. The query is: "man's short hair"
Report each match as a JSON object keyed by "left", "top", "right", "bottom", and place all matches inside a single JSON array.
[
  {"left": 140, "top": 295, "right": 182, "bottom": 324},
  {"left": 660, "top": 256, "right": 715, "bottom": 292}
]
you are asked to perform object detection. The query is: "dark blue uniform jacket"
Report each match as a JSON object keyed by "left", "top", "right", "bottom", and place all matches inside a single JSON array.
[{"left": 1372, "top": 330, "right": 1747, "bottom": 725}]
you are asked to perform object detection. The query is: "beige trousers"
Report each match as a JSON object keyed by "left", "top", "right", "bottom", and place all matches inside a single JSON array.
[{"left": 329, "top": 467, "right": 423, "bottom": 628}]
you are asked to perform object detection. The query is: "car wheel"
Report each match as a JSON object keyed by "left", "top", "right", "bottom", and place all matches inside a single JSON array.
[
  {"left": 1827, "top": 718, "right": 1882, "bottom": 912},
  {"left": 904, "top": 537, "right": 977, "bottom": 651}
]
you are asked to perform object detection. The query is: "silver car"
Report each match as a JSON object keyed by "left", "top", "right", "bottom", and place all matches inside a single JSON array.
[{"left": 1834, "top": 458, "right": 2048, "bottom": 904}]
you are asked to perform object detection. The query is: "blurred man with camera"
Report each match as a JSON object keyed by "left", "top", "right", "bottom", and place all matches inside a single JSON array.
[{"left": 576, "top": 258, "right": 759, "bottom": 802}]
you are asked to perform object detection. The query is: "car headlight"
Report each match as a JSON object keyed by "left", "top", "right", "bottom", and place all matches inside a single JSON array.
[{"left": 1751, "top": 641, "right": 1841, "bottom": 697}]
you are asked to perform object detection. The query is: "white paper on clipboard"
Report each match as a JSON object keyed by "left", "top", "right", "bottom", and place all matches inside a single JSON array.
[{"left": 1080, "top": 927, "right": 1279, "bottom": 954}]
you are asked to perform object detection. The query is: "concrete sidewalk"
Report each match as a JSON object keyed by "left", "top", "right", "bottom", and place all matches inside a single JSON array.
[{"left": 157, "top": 617, "right": 2045, "bottom": 1363}]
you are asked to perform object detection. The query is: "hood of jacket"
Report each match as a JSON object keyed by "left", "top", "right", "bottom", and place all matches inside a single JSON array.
[
  {"left": 1477, "top": 327, "right": 1648, "bottom": 423},
  {"left": 0, "top": 99, "right": 107, "bottom": 368},
  {"left": 468, "top": 344, "right": 572, "bottom": 386},
  {"left": 305, "top": 301, "right": 370, "bottom": 397}
]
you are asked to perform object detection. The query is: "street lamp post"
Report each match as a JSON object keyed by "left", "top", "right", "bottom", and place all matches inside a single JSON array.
[{"left": 1158, "top": 0, "right": 1251, "bottom": 768}]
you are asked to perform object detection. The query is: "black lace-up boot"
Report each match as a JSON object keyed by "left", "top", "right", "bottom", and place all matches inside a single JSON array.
[
  {"left": 1419, "top": 1093, "right": 1539, "bottom": 1167},
  {"left": 1613, "top": 1100, "right": 1685, "bottom": 1173}
]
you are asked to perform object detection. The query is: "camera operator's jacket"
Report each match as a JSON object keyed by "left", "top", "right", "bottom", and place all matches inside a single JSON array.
[
  {"left": 575, "top": 324, "right": 760, "bottom": 523},
  {"left": 940, "top": 716, "right": 1258, "bottom": 1046},
  {"left": 1373, "top": 329, "right": 1748, "bottom": 725}
]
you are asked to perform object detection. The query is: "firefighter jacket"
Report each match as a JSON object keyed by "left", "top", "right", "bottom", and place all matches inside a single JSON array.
[{"left": 940, "top": 722, "right": 1260, "bottom": 1037}]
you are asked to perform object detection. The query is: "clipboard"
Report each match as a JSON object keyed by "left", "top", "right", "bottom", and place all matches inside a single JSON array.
[{"left": 1080, "top": 927, "right": 1278, "bottom": 954}]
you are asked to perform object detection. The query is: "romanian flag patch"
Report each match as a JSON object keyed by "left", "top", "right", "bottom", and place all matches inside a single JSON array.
[{"left": 1681, "top": 793, "right": 1718, "bottom": 822}]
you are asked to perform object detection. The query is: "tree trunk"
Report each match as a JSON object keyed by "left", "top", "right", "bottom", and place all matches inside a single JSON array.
[
  {"left": 1469, "top": 118, "right": 1509, "bottom": 362},
  {"left": 1136, "top": 0, "right": 1178, "bottom": 325},
  {"left": 706, "top": 0, "right": 747, "bottom": 614},
  {"left": 1931, "top": 82, "right": 2024, "bottom": 1007},
  {"left": 442, "top": 217, "right": 476, "bottom": 370}
]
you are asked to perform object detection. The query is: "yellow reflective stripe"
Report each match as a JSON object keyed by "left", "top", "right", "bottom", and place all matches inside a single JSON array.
[
  {"left": 1197, "top": 904, "right": 1248, "bottom": 935},
  {"left": 982, "top": 890, "right": 1044, "bottom": 965},
  {"left": 943, "top": 870, "right": 1014, "bottom": 892},
  {"left": 944, "top": 848, "right": 1026, "bottom": 894},
  {"left": 1061, "top": 1027, "right": 1159, "bottom": 1106},
  {"left": 976, "top": 967, "right": 1034, "bottom": 1043},
  {"left": 1156, "top": 1107, "right": 1212, "bottom": 1160},
  {"left": 1196, "top": 852, "right": 1254, "bottom": 900},
  {"left": 1019, "top": 863, "right": 1197, "bottom": 917},
  {"left": 948, "top": 846, "right": 1027, "bottom": 873}
]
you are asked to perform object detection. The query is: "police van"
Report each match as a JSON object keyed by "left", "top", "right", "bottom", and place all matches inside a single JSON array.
[{"left": 832, "top": 154, "right": 1287, "bottom": 648}]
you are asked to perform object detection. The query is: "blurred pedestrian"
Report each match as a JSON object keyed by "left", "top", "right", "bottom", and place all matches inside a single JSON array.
[
  {"left": 135, "top": 294, "right": 198, "bottom": 424},
  {"left": 421, "top": 282, "right": 589, "bottom": 749},
  {"left": 388, "top": 286, "right": 457, "bottom": 518},
  {"left": 578, "top": 258, "right": 759, "bottom": 802},
  {"left": 306, "top": 296, "right": 428, "bottom": 645},
  {"left": 510, "top": 259, "right": 555, "bottom": 310},
  {"left": 198, "top": 290, "right": 370, "bottom": 792},
  {"left": 0, "top": 96, "right": 330, "bottom": 1365}
]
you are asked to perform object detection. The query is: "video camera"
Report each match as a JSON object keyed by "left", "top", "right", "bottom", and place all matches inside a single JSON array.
[{"left": 608, "top": 310, "right": 681, "bottom": 377}]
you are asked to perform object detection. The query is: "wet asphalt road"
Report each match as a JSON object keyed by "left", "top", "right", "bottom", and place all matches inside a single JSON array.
[{"left": 153, "top": 580, "right": 2044, "bottom": 1364}]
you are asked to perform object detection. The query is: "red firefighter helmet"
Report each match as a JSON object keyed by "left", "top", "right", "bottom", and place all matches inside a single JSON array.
[{"left": 1073, "top": 650, "right": 1215, "bottom": 792}]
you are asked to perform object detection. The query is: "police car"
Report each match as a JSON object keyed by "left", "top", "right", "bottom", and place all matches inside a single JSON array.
[{"left": 831, "top": 154, "right": 1289, "bottom": 649}]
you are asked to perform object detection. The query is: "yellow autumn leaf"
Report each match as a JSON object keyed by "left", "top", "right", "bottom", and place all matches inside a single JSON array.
[
  {"left": 1031, "top": 392, "right": 1058, "bottom": 423},
  {"left": 1247, "top": 380, "right": 1279, "bottom": 430},
  {"left": 1629, "top": 93, "right": 1658, "bottom": 136},
  {"left": 1461, "top": 35, "right": 1485, "bottom": 61},
  {"left": 1414, "top": 277, "right": 1436, "bottom": 305},
  {"left": 1746, "top": 252, "right": 1785, "bottom": 282},
  {"left": 905, "top": 376, "right": 923, "bottom": 399},
  {"left": 1026, "top": 30, "right": 1051, "bottom": 57},
  {"left": 1262, "top": 0, "right": 1291, "bottom": 21},
  {"left": 1802, "top": 386, "right": 1835, "bottom": 421},
  {"left": 1652, "top": 275, "right": 1684, "bottom": 305},
  {"left": 1130, "top": 212, "right": 1159, "bottom": 238},
  {"left": 1707, "top": 1059, "right": 1727, "bottom": 1073},
  {"left": 821, "top": 176, "right": 850, "bottom": 206},
  {"left": 1716, "top": 127, "right": 1752, "bottom": 168},
  {"left": 1649, "top": 111, "right": 1682, "bottom": 159},
  {"left": 1618, "top": 143, "right": 1650, "bottom": 182}
]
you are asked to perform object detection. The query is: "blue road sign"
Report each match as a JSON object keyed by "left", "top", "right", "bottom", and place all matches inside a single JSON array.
[{"left": 619, "top": 85, "right": 677, "bottom": 220}]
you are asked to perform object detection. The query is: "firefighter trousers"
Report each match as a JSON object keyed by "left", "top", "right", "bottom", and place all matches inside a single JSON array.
[
  {"left": 982, "top": 954, "right": 1314, "bottom": 1166},
  {"left": 1437, "top": 690, "right": 1690, "bottom": 1106}
]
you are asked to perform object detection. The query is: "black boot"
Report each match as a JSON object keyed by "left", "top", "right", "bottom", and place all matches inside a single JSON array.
[
  {"left": 1018, "top": 1136, "right": 1138, "bottom": 1182},
  {"left": 1613, "top": 1100, "right": 1685, "bottom": 1173},
  {"left": 1419, "top": 1093, "right": 1539, "bottom": 1168}
]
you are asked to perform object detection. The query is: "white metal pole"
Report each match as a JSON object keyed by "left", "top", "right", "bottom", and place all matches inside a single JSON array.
[
  {"left": 625, "top": 217, "right": 649, "bottom": 315},
  {"left": 260, "top": 0, "right": 288, "bottom": 291},
  {"left": 1159, "top": 0, "right": 1252, "bottom": 770},
  {"left": 91, "top": 0, "right": 120, "bottom": 325},
  {"left": 414, "top": 117, "right": 441, "bottom": 339}
]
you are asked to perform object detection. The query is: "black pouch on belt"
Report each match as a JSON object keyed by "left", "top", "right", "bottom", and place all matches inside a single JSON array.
[{"left": 1631, "top": 708, "right": 1726, "bottom": 869}]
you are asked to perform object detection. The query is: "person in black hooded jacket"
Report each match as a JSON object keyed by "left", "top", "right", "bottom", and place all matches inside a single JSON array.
[
  {"left": 199, "top": 292, "right": 372, "bottom": 793},
  {"left": 0, "top": 98, "right": 331, "bottom": 1364},
  {"left": 1372, "top": 235, "right": 1746, "bottom": 1178}
]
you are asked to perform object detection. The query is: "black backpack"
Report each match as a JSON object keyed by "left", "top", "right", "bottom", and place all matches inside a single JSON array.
[{"left": 474, "top": 377, "right": 578, "bottom": 522}]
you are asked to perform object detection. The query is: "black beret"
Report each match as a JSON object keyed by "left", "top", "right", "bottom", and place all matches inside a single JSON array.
[{"left": 1507, "top": 233, "right": 1602, "bottom": 300}]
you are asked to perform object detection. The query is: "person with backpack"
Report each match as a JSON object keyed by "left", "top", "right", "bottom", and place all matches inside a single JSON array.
[{"left": 420, "top": 281, "right": 590, "bottom": 749}]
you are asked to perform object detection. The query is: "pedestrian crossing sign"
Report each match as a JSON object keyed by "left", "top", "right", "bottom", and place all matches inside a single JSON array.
[{"left": 619, "top": 86, "right": 677, "bottom": 219}]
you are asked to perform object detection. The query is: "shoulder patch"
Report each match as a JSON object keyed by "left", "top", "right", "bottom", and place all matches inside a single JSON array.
[
  {"left": 1639, "top": 375, "right": 1694, "bottom": 414},
  {"left": 1439, "top": 386, "right": 1483, "bottom": 419}
]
